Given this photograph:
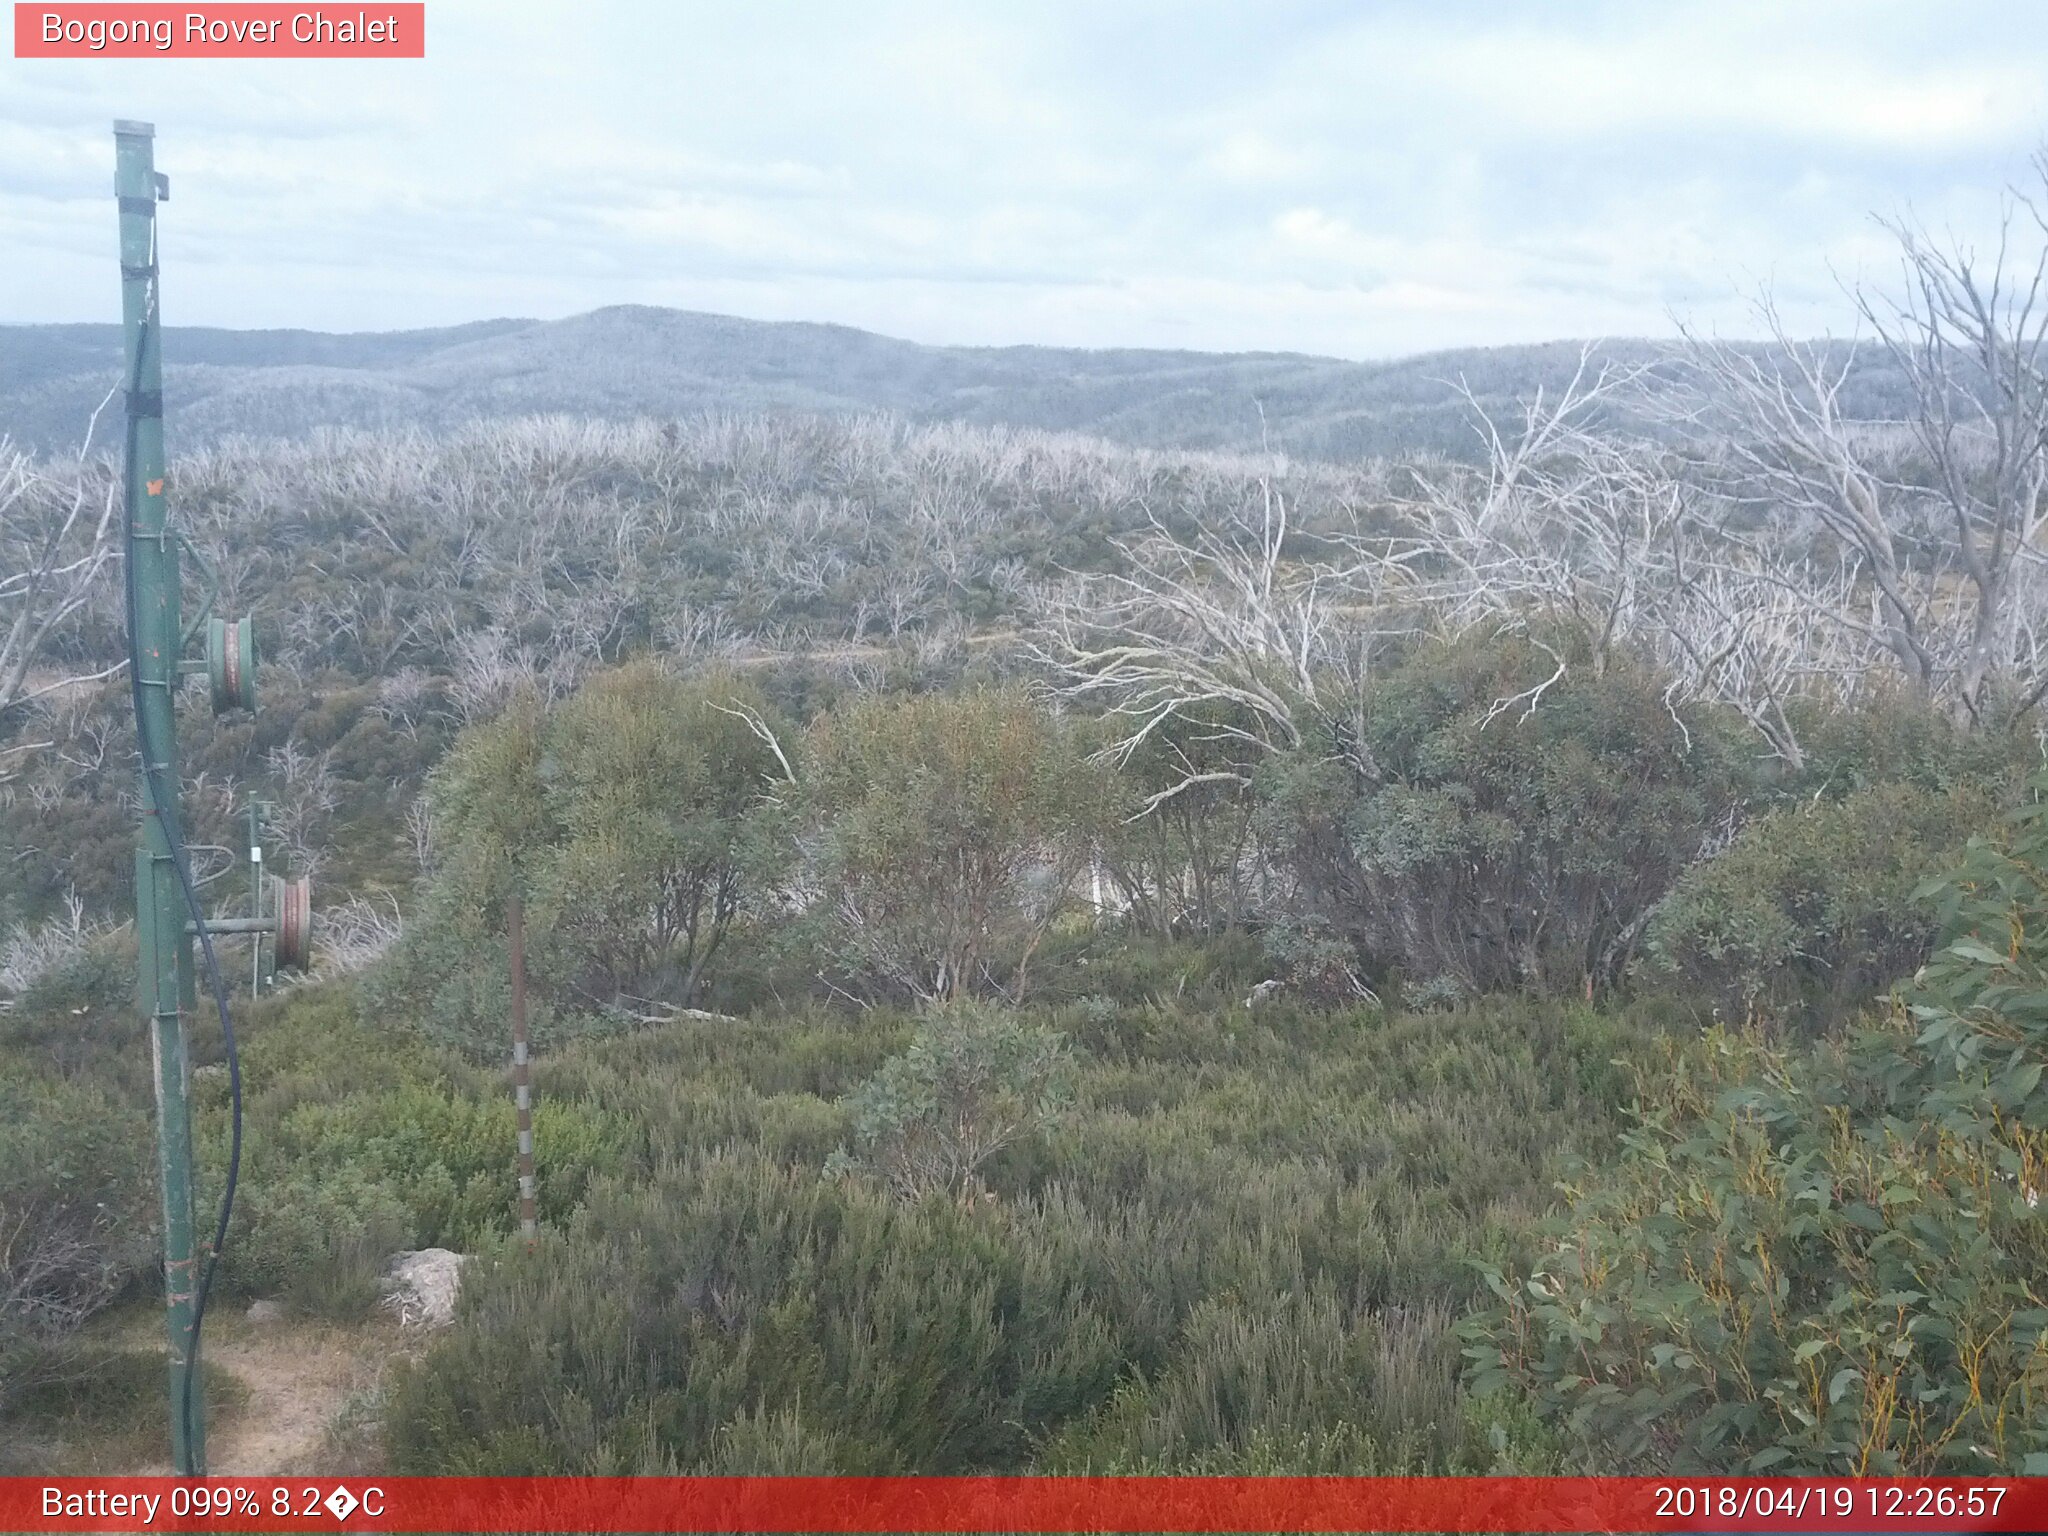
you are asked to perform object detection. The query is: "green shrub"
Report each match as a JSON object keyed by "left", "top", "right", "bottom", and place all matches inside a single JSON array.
[
  {"left": 1261, "top": 915, "right": 1375, "bottom": 1004},
  {"left": 801, "top": 688, "right": 1117, "bottom": 1002},
  {"left": 385, "top": 1158, "right": 1051, "bottom": 1473},
  {"left": 1643, "top": 781, "right": 1996, "bottom": 1028},
  {"left": 0, "top": 1066, "right": 154, "bottom": 1411},
  {"left": 190, "top": 984, "right": 635, "bottom": 1319},
  {"left": 1041, "top": 1292, "right": 1460, "bottom": 1473},
  {"left": 1029, "top": 928, "right": 1265, "bottom": 1011},
  {"left": 0, "top": 929, "right": 143, "bottom": 1094},
  {"left": 384, "top": 993, "right": 1648, "bottom": 1473},
  {"left": 827, "top": 1005, "right": 1075, "bottom": 1200},
  {"left": 228, "top": 1167, "right": 415, "bottom": 1321},
  {"left": 1787, "top": 693, "right": 2037, "bottom": 798},
  {"left": 1255, "top": 630, "right": 1753, "bottom": 996},
  {"left": 1091, "top": 705, "right": 1265, "bottom": 937},
  {"left": 530, "top": 663, "right": 788, "bottom": 1010},
  {"left": 374, "top": 664, "right": 786, "bottom": 1053},
  {"left": 1465, "top": 776, "right": 2048, "bottom": 1474},
  {"left": 1, "top": 1348, "right": 245, "bottom": 1474},
  {"left": 11, "top": 935, "right": 131, "bottom": 1027}
]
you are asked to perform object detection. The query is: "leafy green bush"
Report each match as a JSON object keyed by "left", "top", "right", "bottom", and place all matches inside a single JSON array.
[
  {"left": 1786, "top": 693, "right": 2037, "bottom": 798},
  {"left": 227, "top": 1167, "right": 415, "bottom": 1321},
  {"left": 827, "top": 1005, "right": 1075, "bottom": 1200},
  {"left": 1464, "top": 777, "right": 2048, "bottom": 1474},
  {"left": 1091, "top": 705, "right": 1265, "bottom": 936},
  {"left": 9, "top": 933, "right": 130, "bottom": 1024},
  {"left": 1643, "top": 781, "right": 1996, "bottom": 1027},
  {"left": 1040, "top": 1291, "right": 1463, "bottom": 1473},
  {"left": 386, "top": 1158, "right": 1063, "bottom": 1474},
  {"left": 801, "top": 688, "right": 1117, "bottom": 1002},
  {"left": 1255, "top": 630, "right": 1753, "bottom": 996},
  {"left": 1261, "top": 915, "right": 1376, "bottom": 1004},
  {"left": 374, "top": 664, "right": 786, "bottom": 1053},
  {"left": 530, "top": 663, "right": 787, "bottom": 1010}
]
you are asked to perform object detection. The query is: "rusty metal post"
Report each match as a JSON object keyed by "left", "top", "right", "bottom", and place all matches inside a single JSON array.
[{"left": 509, "top": 892, "right": 536, "bottom": 1244}]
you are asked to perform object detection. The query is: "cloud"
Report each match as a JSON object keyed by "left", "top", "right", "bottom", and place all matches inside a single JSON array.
[
  {"left": 2, "top": 0, "right": 2045, "bottom": 355},
  {"left": 1205, "top": 131, "right": 1320, "bottom": 186}
]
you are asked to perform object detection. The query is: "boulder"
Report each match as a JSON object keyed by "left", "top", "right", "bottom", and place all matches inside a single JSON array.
[{"left": 380, "top": 1247, "right": 470, "bottom": 1329}]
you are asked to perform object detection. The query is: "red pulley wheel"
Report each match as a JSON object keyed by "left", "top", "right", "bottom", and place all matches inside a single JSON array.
[
  {"left": 207, "top": 614, "right": 257, "bottom": 714},
  {"left": 270, "top": 874, "right": 312, "bottom": 971}
]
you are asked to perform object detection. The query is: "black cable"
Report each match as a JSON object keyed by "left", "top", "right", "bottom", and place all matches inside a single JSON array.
[{"left": 122, "top": 226, "right": 243, "bottom": 1469}]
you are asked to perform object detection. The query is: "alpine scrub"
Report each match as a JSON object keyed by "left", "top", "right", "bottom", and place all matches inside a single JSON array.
[{"left": 1465, "top": 775, "right": 2048, "bottom": 1475}]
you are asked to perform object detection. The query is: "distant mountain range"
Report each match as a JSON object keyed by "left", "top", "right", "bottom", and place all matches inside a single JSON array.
[{"left": 0, "top": 305, "right": 1912, "bottom": 462}]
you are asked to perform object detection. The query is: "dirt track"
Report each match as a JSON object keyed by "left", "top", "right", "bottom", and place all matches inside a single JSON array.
[{"left": 128, "top": 1315, "right": 393, "bottom": 1476}]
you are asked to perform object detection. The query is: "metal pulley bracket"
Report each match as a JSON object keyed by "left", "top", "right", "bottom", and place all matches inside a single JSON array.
[
  {"left": 177, "top": 532, "right": 221, "bottom": 648},
  {"left": 206, "top": 614, "right": 257, "bottom": 713}
]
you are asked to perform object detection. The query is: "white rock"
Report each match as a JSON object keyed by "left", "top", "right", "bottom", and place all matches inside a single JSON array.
[
  {"left": 380, "top": 1247, "right": 471, "bottom": 1329},
  {"left": 244, "top": 1298, "right": 287, "bottom": 1324},
  {"left": 1245, "top": 979, "right": 1285, "bottom": 1011}
]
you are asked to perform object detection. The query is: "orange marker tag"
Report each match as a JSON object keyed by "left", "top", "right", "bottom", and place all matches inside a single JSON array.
[{"left": 146, "top": 479, "right": 164, "bottom": 496}]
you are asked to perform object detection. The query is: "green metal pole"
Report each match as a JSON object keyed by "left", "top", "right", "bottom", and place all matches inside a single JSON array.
[{"left": 117, "top": 118, "right": 205, "bottom": 1477}]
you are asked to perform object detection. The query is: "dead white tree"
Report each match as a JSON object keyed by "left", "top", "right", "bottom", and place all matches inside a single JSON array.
[
  {"left": 1672, "top": 316, "right": 1945, "bottom": 702},
  {"left": 1393, "top": 352, "right": 1676, "bottom": 666},
  {"left": 0, "top": 441, "right": 123, "bottom": 768},
  {"left": 0, "top": 888, "right": 108, "bottom": 1000},
  {"left": 1037, "top": 351, "right": 1667, "bottom": 810},
  {"left": 264, "top": 741, "right": 339, "bottom": 881},
  {"left": 1865, "top": 177, "right": 2048, "bottom": 721},
  {"left": 303, "top": 893, "right": 404, "bottom": 979},
  {"left": 1649, "top": 544, "right": 1870, "bottom": 768},
  {"left": 1674, "top": 162, "right": 2048, "bottom": 728},
  {"left": 446, "top": 625, "right": 556, "bottom": 723},
  {"left": 1038, "top": 337, "right": 1911, "bottom": 787},
  {"left": 1036, "top": 478, "right": 1412, "bottom": 814}
]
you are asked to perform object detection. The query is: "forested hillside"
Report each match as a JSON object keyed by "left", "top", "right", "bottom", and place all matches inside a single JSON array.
[{"left": 0, "top": 307, "right": 1920, "bottom": 463}]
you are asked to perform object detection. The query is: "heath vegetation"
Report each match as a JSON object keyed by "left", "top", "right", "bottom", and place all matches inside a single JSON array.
[{"left": 8, "top": 170, "right": 2048, "bottom": 1477}]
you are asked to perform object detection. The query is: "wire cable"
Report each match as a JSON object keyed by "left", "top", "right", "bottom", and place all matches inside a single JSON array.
[{"left": 122, "top": 219, "right": 243, "bottom": 1469}]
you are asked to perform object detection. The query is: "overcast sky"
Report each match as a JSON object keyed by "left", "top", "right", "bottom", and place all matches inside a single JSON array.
[{"left": 6, "top": 1, "right": 2048, "bottom": 358}]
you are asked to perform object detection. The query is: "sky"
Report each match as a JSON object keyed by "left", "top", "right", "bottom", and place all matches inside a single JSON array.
[{"left": 6, "top": 0, "right": 2048, "bottom": 358}]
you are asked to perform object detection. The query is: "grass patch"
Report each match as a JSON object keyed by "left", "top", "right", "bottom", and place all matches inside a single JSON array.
[{"left": 0, "top": 1345, "right": 248, "bottom": 1474}]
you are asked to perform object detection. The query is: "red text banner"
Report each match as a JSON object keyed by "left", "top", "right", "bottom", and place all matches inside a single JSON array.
[
  {"left": 13, "top": 4, "right": 424, "bottom": 57},
  {"left": 2, "top": 1476, "right": 2043, "bottom": 1533}
]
